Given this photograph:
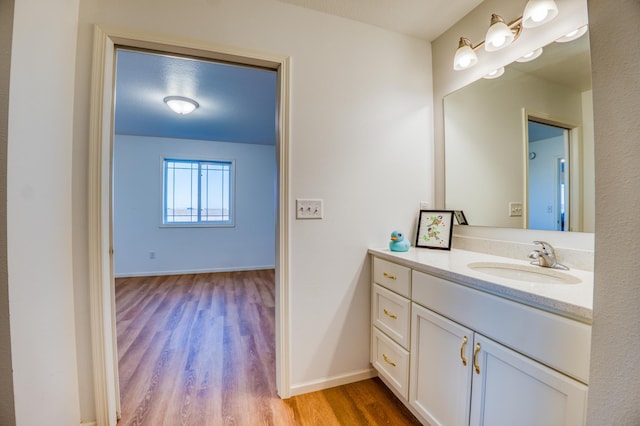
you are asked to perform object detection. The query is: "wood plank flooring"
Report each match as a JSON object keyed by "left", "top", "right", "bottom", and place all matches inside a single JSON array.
[{"left": 115, "top": 270, "right": 421, "bottom": 425}]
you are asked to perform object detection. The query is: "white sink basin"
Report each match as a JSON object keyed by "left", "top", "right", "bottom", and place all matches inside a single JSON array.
[{"left": 467, "top": 262, "right": 582, "bottom": 285}]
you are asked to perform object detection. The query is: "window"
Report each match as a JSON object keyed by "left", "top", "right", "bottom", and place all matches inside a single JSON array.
[{"left": 163, "top": 159, "right": 233, "bottom": 225}]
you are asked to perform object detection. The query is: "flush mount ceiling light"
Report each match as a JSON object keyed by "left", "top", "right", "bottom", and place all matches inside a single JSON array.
[
  {"left": 163, "top": 96, "right": 199, "bottom": 115},
  {"left": 453, "top": 0, "right": 558, "bottom": 71},
  {"left": 516, "top": 47, "right": 544, "bottom": 62},
  {"left": 555, "top": 25, "right": 588, "bottom": 43}
]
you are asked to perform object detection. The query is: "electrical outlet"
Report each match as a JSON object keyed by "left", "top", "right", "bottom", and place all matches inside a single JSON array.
[
  {"left": 149, "top": 251, "right": 156, "bottom": 260},
  {"left": 420, "top": 201, "right": 431, "bottom": 210},
  {"left": 296, "top": 199, "right": 323, "bottom": 219},
  {"left": 509, "top": 202, "right": 523, "bottom": 217}
]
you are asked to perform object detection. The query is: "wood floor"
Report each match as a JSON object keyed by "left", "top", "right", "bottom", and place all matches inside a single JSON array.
[{"left": 115, "top": 270, "right": 421, "bottom": 425}]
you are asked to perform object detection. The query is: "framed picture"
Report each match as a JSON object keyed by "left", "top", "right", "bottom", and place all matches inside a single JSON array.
[
  {"left": 454, "top": 210, "right": 468, "bottom": 225},
  {"left": 415, "top": 210, "right": 454, "bottom": 250}
]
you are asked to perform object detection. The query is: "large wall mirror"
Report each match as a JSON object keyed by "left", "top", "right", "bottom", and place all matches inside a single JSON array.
[{"left": 444, "top": 30, "right": 594, "bottom": 232}]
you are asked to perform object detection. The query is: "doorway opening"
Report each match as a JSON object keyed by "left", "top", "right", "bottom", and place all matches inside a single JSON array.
[
  {"left": 524, "top": 112, "right": 581, "bottom": 232},
  {"left": 88, "top": 26, "right": 291, "bottom": 426},
  {"left": 526, "top": 120, "right": 569, "bottom": 231},
  {"left": 111, "top": 47, "right": 279, "bottom": 421}
]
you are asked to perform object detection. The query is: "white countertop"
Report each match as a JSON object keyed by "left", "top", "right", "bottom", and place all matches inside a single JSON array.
[{"left": 368, "top": 247, "right": 594, "bottom": 324}]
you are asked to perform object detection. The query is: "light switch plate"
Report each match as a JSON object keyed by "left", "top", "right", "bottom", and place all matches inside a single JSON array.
[
  {"left": 296, "top": 199, "right": 323, "bottom": 219},
  {"left": 509, "top": 202, "right": 523, "bottom": 217}
]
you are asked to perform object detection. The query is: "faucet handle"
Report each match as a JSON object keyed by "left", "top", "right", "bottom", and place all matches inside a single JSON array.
[{"left": 533, "top": 240, "right": 555, "bottom": 256}]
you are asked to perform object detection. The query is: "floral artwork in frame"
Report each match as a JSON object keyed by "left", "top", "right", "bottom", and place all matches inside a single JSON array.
[{"left": 415, "top": 210, "right": 454, "bottom": 250}]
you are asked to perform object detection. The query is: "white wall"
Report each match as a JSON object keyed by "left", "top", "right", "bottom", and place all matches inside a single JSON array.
[
  {"left": 113, "top": 135, "right": 276, "bottom": 276},
  {"left": 444, "top": 69, "right": 583, "bottom": 228},
  {"left": 586, "top": 0, "right": 640, "bottom": 423},
  {"left": 72, "top": 0, "right": 433, "bottom": 420},
  {"left": 581, "top": 91, "right": 595, "bottom": 233},
  {"left": 7, "top": 0, "right": 81, "bottom": 424}
]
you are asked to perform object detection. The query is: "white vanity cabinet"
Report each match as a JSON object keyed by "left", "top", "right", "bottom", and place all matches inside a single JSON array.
[
  {"left": 410, "top": 303, "right": 473, "bottom": 425},
  {"left": 370, "top": 257, "right": 412, "bottom": 399},
  {"left": 410, "top": 302, "right": 588, "bottom": 426},
  {"left": 370, "top": 254, "right": 591, "bottom": 426}
]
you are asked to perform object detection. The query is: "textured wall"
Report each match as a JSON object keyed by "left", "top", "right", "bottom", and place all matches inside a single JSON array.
[
  {"left": 7, "top": 0, "right": 81, "bottom": 424},
  {"left": 0, "top": 0, "right": 15, "bottom": 423},
  {"left": 586, "top": 0, "right": 640, "bottom": 423}
]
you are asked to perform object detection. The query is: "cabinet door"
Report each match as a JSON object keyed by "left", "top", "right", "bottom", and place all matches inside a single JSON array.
[
  {"left": 410, "top": 303, "right": 473, "bottom": 426},
  {"left": 470, "top": 335, "right": 588, "bottom": 426}
]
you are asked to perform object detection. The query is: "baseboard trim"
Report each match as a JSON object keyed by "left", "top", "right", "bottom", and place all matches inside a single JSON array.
[
  {"left": 288, "top": 368, "right": 377, "bottom": 397},
  {"left": 80, "top": 422, "right": 97, "bottom": 426},
  {"left": 114, "top": 265, "right": 275, "bottom": 278}
]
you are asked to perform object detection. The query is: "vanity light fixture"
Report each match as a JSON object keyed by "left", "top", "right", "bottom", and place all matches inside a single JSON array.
[
  {"left": 516, "top": 47, "right": 543, "bottom": 63},
  {"left": 452, "top": 0, "right": 558, "bottom": 71},
  {"left": 453, "top": 37, "right": 479, "bottom": 70},
  {"left": 483, "top": 67, "right": 505, "bottom": 79},
  {"left": 485, "top": 14, "right": 518, "bottom": 52},
  {"left": 522, "top": 0, "right": 558, "bottom": 28},
  {"left": 163, "top": 96, "right": 199, "bottom": 115},
  {"left": 555, "top": 25, "right": 588, "bottom": 43}
]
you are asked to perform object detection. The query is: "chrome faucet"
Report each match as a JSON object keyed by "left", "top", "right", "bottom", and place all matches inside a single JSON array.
[{"left": 528, "top": 241, "right": 569, "bottom": 270}]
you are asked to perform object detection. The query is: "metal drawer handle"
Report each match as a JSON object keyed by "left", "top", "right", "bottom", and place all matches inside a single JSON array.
[
  {"left": 382, "top": 353, "right": 396, "bottom": 367},
  {"left": 460, "top": 336, "right": 468, "bottom": 366},
  {"left": 473, "top": 342, "right": 481, "bottom": 374},
  {"left": 383, "top": 272, "right": 397, "bottom": 280},
  {"left": 383, "top": 309, "right": 398, "bottom": 319}
]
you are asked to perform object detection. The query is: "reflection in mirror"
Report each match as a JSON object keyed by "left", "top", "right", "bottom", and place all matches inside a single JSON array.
[
  {"left": 444, "top": 31, "right": 594, "bottom": 232},
  {"left": 527, "top": 120, "right": 568, "bottom": 230}
]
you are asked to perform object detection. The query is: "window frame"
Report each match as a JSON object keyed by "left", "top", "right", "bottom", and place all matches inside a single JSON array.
[{"left": 161, "top": 157, "right": 236, "bottom": 228}]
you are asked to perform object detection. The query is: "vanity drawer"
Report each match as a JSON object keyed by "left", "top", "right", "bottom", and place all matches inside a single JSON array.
[
  {"left": 372, "top": 327, "right": 410, "bottom": 400},
  {"left": 372, "top": 284, "right": 411, "bottom": 349},
  {"left": 373, "top": 257, "right": 411, "bottom": 298}
]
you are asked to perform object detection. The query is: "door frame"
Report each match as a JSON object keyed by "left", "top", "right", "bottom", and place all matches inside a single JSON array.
[{"left": 88, "top": 25, "right": 291, "bottom": 425}]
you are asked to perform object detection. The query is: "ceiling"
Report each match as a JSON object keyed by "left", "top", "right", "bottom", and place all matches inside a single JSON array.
[
  {"left": 114, "top": 49, "right": 278, "bottom": 145},
  {"left": 114, "top": 1, "right": 590, "bottom": 146},
  {"left": 276, "top": 0, "right": 484, "bottom": 41},
  {"left": 114, "top": 1, "right": 487, "bottom": 144}
]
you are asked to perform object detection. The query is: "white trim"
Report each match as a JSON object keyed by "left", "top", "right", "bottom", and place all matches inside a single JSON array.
[
  {"left": 289, "top": 368, "right": 377, "bottom": 397},
  {"left": 114, "top": 265, "right": 276, "bottom": 278},
  {"left": 88, "top": 25, "right": 292, "bottom": 424},
  {"left": 80, "top": 422, "right": 98, "bottom": 426}
]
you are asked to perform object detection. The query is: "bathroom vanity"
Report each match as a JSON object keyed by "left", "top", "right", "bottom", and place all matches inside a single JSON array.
[{"left": 369, "top": 247, "right": 592, "bottom": 426}]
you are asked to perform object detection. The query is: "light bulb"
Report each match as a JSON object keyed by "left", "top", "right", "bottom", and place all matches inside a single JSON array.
[
  {"left": 530, "top": 8, "right": 548, "bottom": 23},
  {"left": 523, "top": 0, "right": 558, "bottom": 28},
  {"left": 516, "top": 47, "right": 543, "bottom": 63},
  {"left": 483, "top": 67, "right": 505, "bottom": 79},
  {"left": 485, "top": 15, "right": 514, "bottom": 52},
  {"left": 453, "top": 37, "right": 478, "bottom": 70}
]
